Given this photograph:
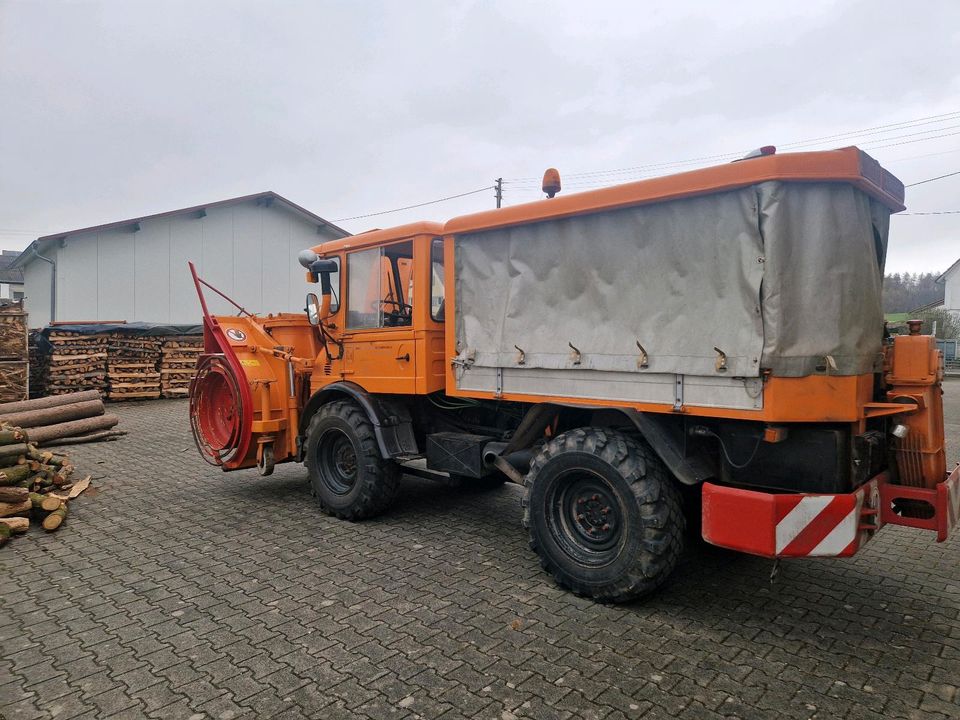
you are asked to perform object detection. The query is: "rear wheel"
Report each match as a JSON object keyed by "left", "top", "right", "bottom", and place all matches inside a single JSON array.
[
  {"left": 523, "top": 427, "right": 684, "bottom": 602},
  {"left": 306, "top": 400, "right": 400, "bottom": 520}
]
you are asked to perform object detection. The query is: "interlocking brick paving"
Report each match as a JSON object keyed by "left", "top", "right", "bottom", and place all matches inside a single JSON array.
[{"left": 1, "top": 382, "right": 959, "bottom": 719}]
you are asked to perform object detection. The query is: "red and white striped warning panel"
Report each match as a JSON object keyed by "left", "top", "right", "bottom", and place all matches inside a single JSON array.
[{"left": 701, "top": 480, "right": 879, "bottom": 558}]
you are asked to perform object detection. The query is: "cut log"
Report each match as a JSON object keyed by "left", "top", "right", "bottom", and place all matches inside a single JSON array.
[
  {"left": 0, "top": 486, "right": 28, "bottom": 502},
  {"left": 0, "top": 524, "right": 8, "bottom": 545},
  {"left": 43, "top": 503, "right": 67, "bottom": 531},
  {"left": 0, "top": 390, "right": 101, "bottom": 415},
  {"left": 28, "top": 415, "right": 120, "bottom": 444},
  {"left": 0, "top": 428, "right": 28, "bottom": 445},
  {"left": 43, "top": 429, "right": 127, "bottom": 447},
  {"left": 0, "top": 464, "right": 33, "bottom": 485},
  {"left": 0, "top": 516, "right": 28, "bottom": 533},
  {"left": 0, "top": 443, "right": 29, "bottom": 459},
  {"left": 0, "top": 399, "right": 105, "bottom": 429},
  {"left": 28, "top": 492, "right": 47, "bottom": 509},
  {"left": 0, "top": 498, "right": 32, "bottom": 517},
  {"left": 39, "top": 495, "right": 61, "bottom": 512}
]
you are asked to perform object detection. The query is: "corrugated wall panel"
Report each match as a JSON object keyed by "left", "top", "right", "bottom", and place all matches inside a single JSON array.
[
  {"left": 232, "top": 203, "right": 263, "bottom": 314},
  {"left": 23, "top": 253, "right": 54, "bottom": 327},
  {"left": 133, "top": 221, "right": 171, "bottom": 322},
  {"left": 168, "top": 215, "right": 205, "bottom": 323},
  {"left": 262, "top": 206, "right": 293, "bottom": 313},
  {"left": 200, "top": 206, "right": 236, "bottom": 317},
  {"left": 57, "top": 232, "right": 99, "bottom": 322},
  {"left": 96, "top": 229, "right": 135, "bottom": 321}
]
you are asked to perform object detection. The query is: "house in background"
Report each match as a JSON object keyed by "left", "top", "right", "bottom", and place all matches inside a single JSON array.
[
  {"left": 938, "top": 257, "right": 960, "bottom": 319},
  {"left": 0, "top": 250, "right": 25, "bottom": 301},
  {"left": 13, "top": 192, "right": 348, "bottom": 328}
]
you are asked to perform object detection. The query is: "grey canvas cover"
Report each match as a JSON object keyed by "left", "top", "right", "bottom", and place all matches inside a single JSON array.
[{"left": 453, "top": 181, "right": 889, "bottom": 404}]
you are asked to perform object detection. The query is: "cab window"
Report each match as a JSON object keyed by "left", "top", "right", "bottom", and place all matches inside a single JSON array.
[
  {"left": 346, "top": 241, "right": 413, "bottom": 329},
  {"left": 430, "top": 239, "right": 444, "bottom": 322}
]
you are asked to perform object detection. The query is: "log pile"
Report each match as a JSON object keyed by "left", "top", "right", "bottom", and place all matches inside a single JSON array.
[
  {"left": 43, "top": 331, "right": 108, "bottom": 396},
  {"left": 28, "top": 330, "right": 47, "bottom": 398},
  {"left": 0, "top": 390, "right": 125, "bottom": 446},
  {"left": 107, "top": 334, "right": 162, "bottom": 401},
  {"left": 0, "top": 425, "right": 92, "bottom": 544},
  {"left": 0, "top": 301, "right": 29, "bottom": 403},
  {"left": 160, "top": 336, "right": 203, "bottom": 398}
]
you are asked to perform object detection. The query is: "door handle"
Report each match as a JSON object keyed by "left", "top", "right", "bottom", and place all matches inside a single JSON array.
[{"left": 395, "top": 353, "right": 410, "bottom": 362}]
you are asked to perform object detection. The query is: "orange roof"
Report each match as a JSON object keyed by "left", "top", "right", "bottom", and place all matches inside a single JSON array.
[
  {"left": 445, "top": 147, "right": 904, "bottom": 236},
  {"left": 313, "top": 147, "right": 904, "bottom": 255},
  {"left": 312, "top": 221, "right": 444, "bottom": 255}
]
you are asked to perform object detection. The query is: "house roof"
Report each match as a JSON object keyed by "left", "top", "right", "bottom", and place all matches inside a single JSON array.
[
  {"left": 936, "top": 257, "right": 960, "bottom": 284},
  {"left": 0, "top": 251, "right": 24, "bottom": 284},
  {"left": 13, "top": 191, "right": 350, "bottom": 268}
]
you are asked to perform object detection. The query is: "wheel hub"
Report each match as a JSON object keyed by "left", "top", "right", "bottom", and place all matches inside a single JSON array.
[
  {"left": 571, "top": 486, "right": 618, "bottom": 544},
  {"left": 318, "top": 430, "right": 358, "bottom": 495}
]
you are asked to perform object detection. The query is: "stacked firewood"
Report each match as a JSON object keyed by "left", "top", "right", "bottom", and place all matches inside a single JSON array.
[
  {"left": 160, "top": 336, "right": 203, "bottom": 398},
  {"left": 44, "top": 331, "right": 108, "bottom": 396},
  {"left": 0, "top": 426, "right": 92, "bottom": 544},
  {"left": 0, "top": 302, "right": 28, "bottom": 403},
  {"left": 0, "top": 390, "right": 125, "bottom": 446},
  {"left": 107, "top": 334, "right": 162, "bottom": 401},
  {"left": 28, "top": 330, "right": 47, "bottom": 398}
]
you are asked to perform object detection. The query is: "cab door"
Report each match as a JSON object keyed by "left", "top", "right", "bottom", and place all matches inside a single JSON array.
[{"left": 340, "top": 240, "right": 418, "bottom": 394}]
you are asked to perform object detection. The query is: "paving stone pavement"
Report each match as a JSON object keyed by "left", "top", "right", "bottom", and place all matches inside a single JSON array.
[{"left": 2, "top": 382, "right": 959, "bottom": 720}]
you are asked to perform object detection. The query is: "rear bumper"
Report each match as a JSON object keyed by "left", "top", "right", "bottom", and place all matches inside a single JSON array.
[{"left": 702, "top": 464, "right": 960, "bottom": 558}]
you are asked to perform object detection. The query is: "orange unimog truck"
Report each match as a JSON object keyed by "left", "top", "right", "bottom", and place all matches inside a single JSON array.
[{"left": 189, "top": 146, "right": 958, "bottom": 602}]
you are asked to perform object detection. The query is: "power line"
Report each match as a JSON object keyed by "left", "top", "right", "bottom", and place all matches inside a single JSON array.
[
  {"left": 332, "top": 186, "right": 494, "bottom": 222},
  {"left": 899, "top": 210, "right": 960, "bottom": 215},
  {"left": 905, "top": 169, "right": 960, "bottom": 187},
  {"left": 504, "top": 109, "right": 960, "bottom": 183}
]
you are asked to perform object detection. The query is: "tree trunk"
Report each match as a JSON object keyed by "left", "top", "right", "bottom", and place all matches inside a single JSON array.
[
  {"left": 0, "top": 464, "right": 33, "bottom": 485},
  {"left": 43, "top": 429, "right": 127, "bottom": 447},
  {"left": 0, "top": 429, "right": 29, "bottom": 445},
  {"left": 0, "top": 443, "right": 29, "bottom": 460},
  {"left": 0, "top": 486, "right": 28, "bottom": 502},
  {"left": 0, "top": 390, "right": 101, "bottom": 415},
  {"left": 0, "top": 399, "right": 105, "bottom": 429},
  {"left": 29, "top": 415, "right": 120, "bottom": 444},
  {"left": 0, "top": 516, "right": 28, "bottom": 533},
  {"left": 0, "top": 498, "right": 32, "bottom": 517}
]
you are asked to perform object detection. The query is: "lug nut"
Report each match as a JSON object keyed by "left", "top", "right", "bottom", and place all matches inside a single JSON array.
[
  {"left": 602, "top": 523, "right": 610, "bottom": 531},
  {"left": 576, "top": 514, "right": 584, "bottom": 521}
]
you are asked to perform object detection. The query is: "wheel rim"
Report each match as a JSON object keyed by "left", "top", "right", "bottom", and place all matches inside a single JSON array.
[
  {"left": 317, "top": 429, "right": 358, "bottom": 495},
  {"left": 546, "top": 469, "right": 624, "bottom": 566}
]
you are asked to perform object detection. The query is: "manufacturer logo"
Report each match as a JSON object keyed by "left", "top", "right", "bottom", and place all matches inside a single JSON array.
[{"left": 225, "top": 328, "right": 247, "bottom": 342}]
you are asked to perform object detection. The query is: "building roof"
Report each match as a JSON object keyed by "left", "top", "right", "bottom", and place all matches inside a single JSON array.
[
  {"left": 13, "top": 191, "right": 350, "bottom": 268},
  {"left": 0, "top": 250, "right": 24, "bottom": 284},
  {"left": 936, "top": 257, "right": 960, "bottom": 284}
]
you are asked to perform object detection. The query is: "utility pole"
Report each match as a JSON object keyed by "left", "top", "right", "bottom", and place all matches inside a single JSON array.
[{"left": 495, "top": 178, "right": 503, "bottom": 208}]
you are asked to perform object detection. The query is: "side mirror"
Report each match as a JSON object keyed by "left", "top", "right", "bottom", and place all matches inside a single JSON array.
[{"left": 305, "top": 293, "right": 321, "bottom": 326}]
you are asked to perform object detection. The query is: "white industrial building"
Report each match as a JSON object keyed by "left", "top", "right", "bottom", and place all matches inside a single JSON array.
[
  {"left": 14, "top": 192, "right": 348, "bottom": 328},
  {"left": 938, "top": 257, "right": 960, "bottom": 319}
]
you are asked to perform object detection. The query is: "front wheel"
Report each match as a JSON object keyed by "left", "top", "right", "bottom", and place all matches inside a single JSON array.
[
  {"left": 305, "top": 400, "right": 400, "bottom": 520},
  {"left": 523, "top": 427, "right": 684, "bottom": 602}
]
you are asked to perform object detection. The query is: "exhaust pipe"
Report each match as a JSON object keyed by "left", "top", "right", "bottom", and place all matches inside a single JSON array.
[{"left": 482, "top": 441, "right": 533, "bottom": 484}]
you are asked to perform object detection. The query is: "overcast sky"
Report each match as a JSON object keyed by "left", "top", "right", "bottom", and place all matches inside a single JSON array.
[{"left": 1, "top": 0, "right": 958, "bottom": 274}]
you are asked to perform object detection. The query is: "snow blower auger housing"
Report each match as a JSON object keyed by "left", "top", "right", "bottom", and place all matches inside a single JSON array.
[{"left": 189, "top": 146, "right": 958, "bottom": 603}]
